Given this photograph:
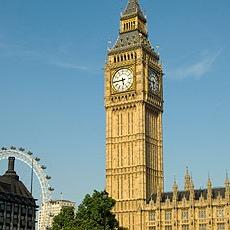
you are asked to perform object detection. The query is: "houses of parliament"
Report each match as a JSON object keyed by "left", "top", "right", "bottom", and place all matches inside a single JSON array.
[{"left": 104, "top": 0, "right": 230, "bottom": 230}]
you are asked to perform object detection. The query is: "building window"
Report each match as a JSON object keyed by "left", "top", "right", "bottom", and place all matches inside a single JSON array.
[
  {"left": 216, "top": 208, "right": 224, "bottom": 218},
  {"left": 217, "top": 223, "right": 225, "bottom": 230},
  {"left": 149, "top": 211, "right": 155, "bottom": 221},
  {"left": 165, "top": 211, "right": 172, "bottom": 221},
  {"left": 165, "top": 226, "right": 172, "bottom": 230},
  {"left": 182, "top": 210, "right": 189, "bottom": 220},
  {"left": 199, "top": 209, "right": 206, "bottom": 219},
  {"left": 149, "top": 227, "right": 156, "bottom": 230},
  {"left": 6, "top": 204, "right": 11, "bottom": 212},
  {"left": 14, "top": 205, "right": 19, "bottom": 213},
  {"left": 199, "top": 224, "right": 206, "bottom": 230},
  {"left": 182, "top": 225, "right": 189, "bottom": 230},
  {"left": 0, "top": 202, "right": 5, "bottom": 210}
]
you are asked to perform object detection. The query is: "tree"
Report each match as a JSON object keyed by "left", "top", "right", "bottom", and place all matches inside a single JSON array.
[
  {"left": 51, "top": 206, "right": 75, "bottom": 230},
  {"left": 51, "top": 190, "right": 121, "bottom": 230},
  {"left": 75, "top": 190, "right": 119, "bottom": 230}
]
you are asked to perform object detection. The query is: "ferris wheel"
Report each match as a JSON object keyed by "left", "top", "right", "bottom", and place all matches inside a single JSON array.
[{"left": 0, "top": 146, "right": 54, "bottom": 204}]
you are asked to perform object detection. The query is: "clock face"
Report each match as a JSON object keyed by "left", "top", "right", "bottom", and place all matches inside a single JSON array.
[
  {"left": 149, "top": 69, "right": 159, "bottom": 94},
  {"left": 112, "top": 68, "right": 133, "bottom": 92}
]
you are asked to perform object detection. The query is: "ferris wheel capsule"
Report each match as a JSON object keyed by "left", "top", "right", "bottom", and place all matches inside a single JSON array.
[
  {"left": 41, "top": 165, "right": 47, "bottom": 170},
  {"left": 35, "top": 157, "right": 40, "bottom": 162},
  {"left": 48, "top": 187, "right": 54, "bottom": 192},
  {"left": 27, "top": 151, "right": 33, "bottom": 155}
]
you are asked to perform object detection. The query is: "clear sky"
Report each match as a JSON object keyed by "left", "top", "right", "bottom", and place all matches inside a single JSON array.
[{"left": 0, "top": 0, "right": 230, "bottom": 204}]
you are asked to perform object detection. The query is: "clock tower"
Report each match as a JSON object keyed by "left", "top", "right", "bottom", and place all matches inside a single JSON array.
[{"left": 104, "top": 0, "right": 164, "bottom": 228}]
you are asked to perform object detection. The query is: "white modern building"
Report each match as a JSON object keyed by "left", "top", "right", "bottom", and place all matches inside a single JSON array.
[{"left": 38, "top": 200, "right": 75, "bottom": 230}]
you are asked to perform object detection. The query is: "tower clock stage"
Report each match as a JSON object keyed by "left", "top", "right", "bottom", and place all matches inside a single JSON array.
[{"left": 104, "top": 1, "right": 230, "bottom": 230}]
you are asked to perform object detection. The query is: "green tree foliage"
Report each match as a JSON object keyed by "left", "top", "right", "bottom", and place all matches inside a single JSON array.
[
  {"left": 51, "top": 206, "right": 75, "bottom": 230},
  {"left": 51, "top": 190, "right": 121, "bottom": 230}
]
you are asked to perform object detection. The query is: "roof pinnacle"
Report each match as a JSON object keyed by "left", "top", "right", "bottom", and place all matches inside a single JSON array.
[
  {"left": 225, "top": 171, "right": 230, "bottom": 187},
  {"left": 173, "top": 177, "right": 178, "bottom": 192},
  {"left": 207, "top": 174, "right": 212, "bottom": 188},
  {"left": 184, "top": 167, "right": 191, "bottom": 191}
]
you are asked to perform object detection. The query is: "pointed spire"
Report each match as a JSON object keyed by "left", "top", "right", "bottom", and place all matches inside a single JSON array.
[
  {"left": 207, "top": 174, "right": 212, "bottom": 201},
  {"left": 207, "top": 174, "right": 212, "bottom": 189},
  {"left": 122, "top": 0, "right": 145, "bottom": 21},
  {"left": 225, "top": 171, "right": 230, "bottom": 200},
  {"left": 190, "top": 175, "right": 194, "bottom": 190},
  {"left": 225, "top": 171, "right": 230, "bottom": 187},
  {"left": 172, "top": 177, "right": 178, "bottom": 203},
  {"left": 173, "top": 177, "right": 178, "bottom": 192},
  {"left": 184, "top": 167, "right": 191, "bottom": 191}
]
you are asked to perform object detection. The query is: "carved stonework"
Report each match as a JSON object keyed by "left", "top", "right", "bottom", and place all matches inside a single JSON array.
[{"left": 104, "top": 1, "right": 230, "bottom": 229}]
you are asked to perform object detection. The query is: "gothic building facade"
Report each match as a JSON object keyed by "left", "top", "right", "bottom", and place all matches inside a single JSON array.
[{"left": 104, "top": 0, "right": 230, "bottom": 229}]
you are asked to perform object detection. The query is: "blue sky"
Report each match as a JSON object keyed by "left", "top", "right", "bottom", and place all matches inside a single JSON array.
[{"left": 0, "top": 0, "right": 230, "bottom": 204}]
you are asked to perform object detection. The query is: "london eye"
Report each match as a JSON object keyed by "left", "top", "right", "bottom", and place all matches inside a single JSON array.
[{"left": 0, "top": 146, "right": 54, "bottom": 205}]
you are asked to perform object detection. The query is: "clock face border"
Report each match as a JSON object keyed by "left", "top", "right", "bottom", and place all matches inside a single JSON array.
[
  {"left": 111, "top": 67, "right": 134, "bottom": 93},
  {"left": 148, "top": 68, "right": 160, "bottom": 94}
]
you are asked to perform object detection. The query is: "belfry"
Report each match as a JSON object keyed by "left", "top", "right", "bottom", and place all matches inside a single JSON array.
[
  {"left": 104, "top": 1, "right": 230, "bottom": 230},
  {"left": 105, "top": 0, "right": 163, "bottom": 227}
]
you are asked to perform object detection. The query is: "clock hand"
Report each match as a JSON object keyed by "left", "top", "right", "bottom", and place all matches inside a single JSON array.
[{"left": 113, "top": 79, "right": 124, "bottom": 83}]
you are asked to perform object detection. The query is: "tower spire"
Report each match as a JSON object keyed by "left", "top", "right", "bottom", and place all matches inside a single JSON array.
[
  {"left": 207, "top": 174, "right": 212, "bottom": 188},
  {"left": 184, "top": 167, "right": 191, "bottom": 191},
  {"left": 122, "top": 0, "right": 145, "bottom": 20}
]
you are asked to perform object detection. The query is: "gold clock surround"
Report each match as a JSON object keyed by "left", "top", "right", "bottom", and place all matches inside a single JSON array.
[{"left": 110, "top": 66, "right": 136, "bottom": 94}]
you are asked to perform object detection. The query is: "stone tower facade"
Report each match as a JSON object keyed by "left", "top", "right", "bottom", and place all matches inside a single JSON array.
[
  {"left": 105, "top": 0, "right": 164, "bottom": 228},
  {"left": 104, "top": 1, "right": 230, "bottom": 230}
]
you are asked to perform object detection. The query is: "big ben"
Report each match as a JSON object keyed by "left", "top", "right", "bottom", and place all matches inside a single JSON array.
[
  {"left": 104, "top": 0, "right": 164, "bottom": 229},
  {"left": 105, "top": 1, "right": 230, "bottom": 230}
]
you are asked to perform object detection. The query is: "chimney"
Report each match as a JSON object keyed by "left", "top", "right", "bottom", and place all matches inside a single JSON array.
[
  {"left": 5, "top": 157, "right": 19, "bottom": 180},
  {"left": 8, "top": 157, "right": 15, "bottom": 171}
]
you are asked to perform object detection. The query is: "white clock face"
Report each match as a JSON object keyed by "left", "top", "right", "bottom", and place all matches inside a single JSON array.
[
  {"left": 112, "top": 68, "right": 133, "bottom": 92},
  {"left": 149, "top": 70, "right": 159, "bottom": 93}
]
